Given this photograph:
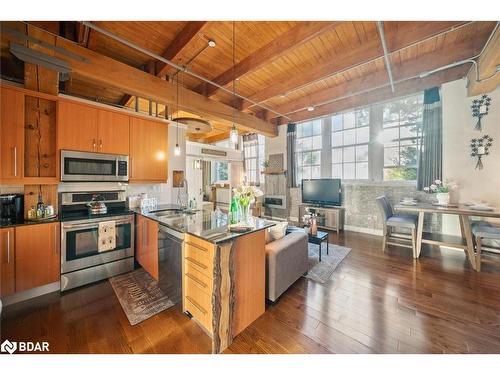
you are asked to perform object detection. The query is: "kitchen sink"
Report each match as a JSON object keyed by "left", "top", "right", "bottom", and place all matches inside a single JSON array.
[{"left": 151, "top": 208, "right": 197, "bottom": 218}]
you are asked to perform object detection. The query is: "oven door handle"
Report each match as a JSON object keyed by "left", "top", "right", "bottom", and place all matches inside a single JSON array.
[{"left": 63, "top": 219, "right": 132, "bottom": 229}]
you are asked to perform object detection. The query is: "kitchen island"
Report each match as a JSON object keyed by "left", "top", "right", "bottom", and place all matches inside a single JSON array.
[{"left": 132, "top": 206, "right": 275, "bottom": 353}]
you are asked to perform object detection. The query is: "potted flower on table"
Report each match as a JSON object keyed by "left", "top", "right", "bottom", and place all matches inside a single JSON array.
[{"left": 423, "top": 179, "right": 457, "bottom": 205}]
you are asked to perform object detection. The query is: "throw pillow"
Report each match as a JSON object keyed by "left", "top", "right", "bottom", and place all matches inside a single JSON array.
[{"left": 267, "top": 221, "right": 288, "bottom": 243}]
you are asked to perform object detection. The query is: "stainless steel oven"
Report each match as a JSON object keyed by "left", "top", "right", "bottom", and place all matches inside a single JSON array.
[
  {"left": 61, "top": 150, "right": 129, "bottom": 182},
  {"left": 61, "top": 214, "right": 134, "bottom": 291},
  {"left": 263, "top": 195, "right": 287, "bottom": 209}
]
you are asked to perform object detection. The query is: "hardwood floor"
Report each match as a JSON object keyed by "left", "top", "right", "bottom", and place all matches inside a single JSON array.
[{"left": 2, "top": 230, "right": 500, "bottom": 354}]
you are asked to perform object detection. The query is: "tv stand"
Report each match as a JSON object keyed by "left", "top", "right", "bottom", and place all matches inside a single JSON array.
[{"left": 298, "top": 204, "right": 345, "bottom": 234}]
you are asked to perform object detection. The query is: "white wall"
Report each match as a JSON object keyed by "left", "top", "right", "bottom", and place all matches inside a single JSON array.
[{"left": 442, "top": 79, "right": 500, "bottom": 234}]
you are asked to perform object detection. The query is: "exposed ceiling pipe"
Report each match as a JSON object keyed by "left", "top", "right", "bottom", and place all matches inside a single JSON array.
[
  {"left": 287, "top": 57, "right": 475, "bottom": 117},
  {"left": 376, "top": 21, "right": 395, "bottom": 93},
  {"left": 81, "top": 21, "right": 291, "bottom": 120},
  {"left": 170, "top": 39, "right": 216, "bottom": 80},
  {"left": 248, "top": 21, "right": 474, "bottom": 109}
]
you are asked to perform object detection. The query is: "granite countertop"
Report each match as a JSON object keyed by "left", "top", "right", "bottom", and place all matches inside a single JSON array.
[
  {"left": 0, "top": 217, "right": 60, "bottom": 229},
  {"left": 132, "top": 204, "right": 275, "bottom": 244}
]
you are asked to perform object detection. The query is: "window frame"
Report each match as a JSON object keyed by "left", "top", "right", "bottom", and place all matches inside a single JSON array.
[{"left": 295, "top": 119, "right": 323, "bottom": 185}]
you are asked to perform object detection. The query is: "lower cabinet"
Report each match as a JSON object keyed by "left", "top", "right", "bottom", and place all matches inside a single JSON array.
[
  {"left": 15, "top": 222, "right": 60, "bottom": 293},
  {"left": 183, "top": 234, "right": 216, "bottom": 333},
  {"left": 135, "top": 215, "right": 158, "bottom": 280},
  {"left": 0, "top": 228, "right": 16, "bottom": 297},
  {"left": 0, "top": 222, "right": 60, "bottom": 297}
]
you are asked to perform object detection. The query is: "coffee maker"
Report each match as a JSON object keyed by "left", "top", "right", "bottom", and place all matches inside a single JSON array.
[{"left": 0, "top": 194, "right": 24, "bottom": 225}]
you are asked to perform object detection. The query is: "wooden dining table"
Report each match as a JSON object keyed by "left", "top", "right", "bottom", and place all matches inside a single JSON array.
[{"left": 394, "top": 203, "right": 500, "bottom": 271}]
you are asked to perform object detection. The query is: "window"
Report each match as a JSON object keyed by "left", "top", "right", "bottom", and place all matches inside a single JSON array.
[
  {"left": 331, "top": 108, "right": 370, "bottom": 179},
  {"left": 380, "top": 94, "right": 423, "bottom": 180},
  {"left": 243, "top": 134, "right": 265, "bottom": 185},
  {"left": 211, "top": 161, "right": 228, "bottom": 183},
  {"left": 295, "top": 119, "right": 322, "bottom": 183}
]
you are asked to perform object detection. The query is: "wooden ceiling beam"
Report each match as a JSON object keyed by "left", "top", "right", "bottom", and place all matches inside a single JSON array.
[
  {"left": 272, "top": 36, "right": 485, "bottom": 117},
  {"left": 467, "top": 26, "right": 500, "bottom": 96},
  {"left": 155, "top": 21, "right": 207, "bottom": 78},
  {"left": 4, "top": 25, "right": 277, "bottom": 137},
  {"left": 243, "top": 21, "right": 466, "bottom": 111},
  {"left": 195, "top": 21, "right": 340, "bottom": 97},
  {"left": 190, "top": 131, "right": 232, "bottom": 144},
  {"left": 272, "top": 65, "right": 468, "bottom": 125},
  {"left": 118, "top": 21, "right": 207, "bottom": 109}
]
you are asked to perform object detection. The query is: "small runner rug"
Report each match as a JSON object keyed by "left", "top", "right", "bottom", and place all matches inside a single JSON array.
[{"left": 109, "top": 268, "right": 174, "bottom": 325}]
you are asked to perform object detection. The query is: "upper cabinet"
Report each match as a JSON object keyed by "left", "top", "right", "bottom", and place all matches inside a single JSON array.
[
  {"left": 130, "top": 117, "right": 168, "bottom": 182},
  {"left": 58, "top": 100, "right": 130, "bottom": 155},
  {"left": 97, "top": 110, "right": 130, "bottom": 155},
  {"left": 1, "top": 85, "right": 58, "bottom": 184},
  {"left": 1, "top": 87, "right": 24, "bottom": 181},
  {"left": 58, "top": 101, "right": 99, "bottom": 152}
]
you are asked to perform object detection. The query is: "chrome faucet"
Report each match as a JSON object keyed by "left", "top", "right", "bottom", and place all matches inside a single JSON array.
[{"left": 176, "top": 177, "right": 189, "bottom": 209}]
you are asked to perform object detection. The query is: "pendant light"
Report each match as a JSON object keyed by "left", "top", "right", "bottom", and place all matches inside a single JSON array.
[
  {"left": 174, "top": 73, "right": 181, "bottom": 156},
  {"left": 229, "top": 21, "right": 238, "bottom": 147}
]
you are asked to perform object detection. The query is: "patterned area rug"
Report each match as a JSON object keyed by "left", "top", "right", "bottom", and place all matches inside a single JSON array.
[
  {"left": 305, "top": 243, "right": 351, "bottom": 283},
  {"left": 109, "top": 268, "right": 174, "bottom": 325}
]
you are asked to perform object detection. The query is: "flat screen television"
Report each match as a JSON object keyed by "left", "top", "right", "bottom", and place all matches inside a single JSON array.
[{"left": 301, "top": 179, "right": 341, "bottom": 206}]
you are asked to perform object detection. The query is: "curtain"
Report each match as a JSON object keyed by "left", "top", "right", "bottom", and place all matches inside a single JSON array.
[
  {"left": 417, "top": 87, "right": 442, "bottom": 190},
  {"left": 201, "top": 160, "right": 211, "bottom": 197},
  {"left": 286, "top": 123, "right": 297, "bottom": 188}
]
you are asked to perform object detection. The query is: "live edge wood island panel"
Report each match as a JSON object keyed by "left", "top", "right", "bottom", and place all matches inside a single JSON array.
[{"left": 183, "top": 230, "right": 266, "bottom": 353}]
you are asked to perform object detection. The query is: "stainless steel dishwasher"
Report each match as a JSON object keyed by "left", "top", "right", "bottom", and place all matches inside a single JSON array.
[{"left": 157, "top": 224, "right": 184, "bottom": 305}]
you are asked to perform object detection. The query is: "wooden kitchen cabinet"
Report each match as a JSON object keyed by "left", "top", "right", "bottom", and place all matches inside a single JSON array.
[
  {"left": 0, "top": 228, "right": 16, "bottom": 297},
  {"left": 58, "top": 100, "right": 99, "bottom": 152},
  {"left": 15, "top": 222, "right": 60, "bottom": 293},
  {"left": 135, "top": 215, "right": 158, "bottom": 280},
  {"left": 1, "top": 86, "right": 24, "bottom": 182},
  {"left": 97, "top": 110, "right": 130, "bottom": 155},
  {"left": 129, "top": 117, "right": 168, "bottom": 182}
]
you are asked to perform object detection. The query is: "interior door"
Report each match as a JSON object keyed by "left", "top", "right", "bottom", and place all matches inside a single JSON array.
[
  {"left": 58, "top": 101, "right": 98, "bottom": 152},
  {"left": 97, "top": 109, "right": 130, "bottom": 155},
  {"left": 0, "top": 228, "right": 16, "bottom": 297},
  {"left": 15, "top": 222, "right": 60, "bottom": 292},
  {"left": 0, "top": 87, "right": 24, "bottom": 181}
]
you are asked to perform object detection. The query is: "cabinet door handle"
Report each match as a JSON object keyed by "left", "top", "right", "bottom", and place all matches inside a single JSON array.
[
  {"left": 99, "top": 139, "right": 103, "bottom": 148},
  {"left": 13, "top": 146, "right": 17, "bottom": 177},
  {"left": 53, "top": 225, "right": 58, "bottom": 256},
  {"left": 93, "top": 138, "right": 97, "bottom": 148},
  {"left": 7, "top": 230, "right": 11, "bottom": 263}
]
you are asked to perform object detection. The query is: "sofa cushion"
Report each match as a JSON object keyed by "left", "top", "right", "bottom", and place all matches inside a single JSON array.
[{"left": 267, "top": 221, "right": 288, "bottom": 243}]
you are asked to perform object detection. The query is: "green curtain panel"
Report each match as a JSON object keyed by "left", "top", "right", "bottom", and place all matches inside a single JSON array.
[{"left": 417, "top": 87, "right": 442, "bottom": 190}]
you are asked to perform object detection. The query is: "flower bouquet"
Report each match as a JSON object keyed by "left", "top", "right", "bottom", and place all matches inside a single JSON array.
[{"left": 232, "top": 183, "right": 264, "bottom": 224}]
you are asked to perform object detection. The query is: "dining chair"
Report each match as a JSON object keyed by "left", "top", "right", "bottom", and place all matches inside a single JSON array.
[
  {"left": 471, "top": 221, "right": 500, "bottom": 271},
  {"left": 376, "top": 196, "right": 419, "bottom": 258}
]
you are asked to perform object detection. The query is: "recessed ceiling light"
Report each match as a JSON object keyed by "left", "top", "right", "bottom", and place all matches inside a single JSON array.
[
  {"left": 208, "top": 40, "right": 216, "bottom": 48},
  {"left": 307, "top": 106, "right": 315, "bottom": 112},
  {"left": 280, "top": 93, "right": 287, "bottom": 98}
]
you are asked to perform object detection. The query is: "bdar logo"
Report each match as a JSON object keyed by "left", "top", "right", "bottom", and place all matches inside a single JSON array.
[{"left": 1, "top": 340, "right": 17, "bottom": 354}]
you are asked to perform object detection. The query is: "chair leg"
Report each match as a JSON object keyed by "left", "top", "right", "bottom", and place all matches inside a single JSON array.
[
  {"left": 382, "top": 226, "right": 388, "bottom": 252},
  {"left": 476, "top": 236, "right": 482, "bottom": 272},
  {"left": 411, "top": 229, "right": 417, "bottom": 259}
]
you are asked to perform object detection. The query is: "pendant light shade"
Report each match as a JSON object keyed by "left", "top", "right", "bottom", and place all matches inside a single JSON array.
[
  {"left": 174, "top": 143, "right": 181, "bottom": 156},
  {"left": 230, "top": 125, "right": 238, "bottom": 145}
]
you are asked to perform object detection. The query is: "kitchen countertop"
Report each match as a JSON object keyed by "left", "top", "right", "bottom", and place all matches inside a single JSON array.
[
  {"left": 0, "top": 217, "right": 60, "bottom": 229},
  {"left": 132, "top": 204, "right": 275, "bottom": 244}
]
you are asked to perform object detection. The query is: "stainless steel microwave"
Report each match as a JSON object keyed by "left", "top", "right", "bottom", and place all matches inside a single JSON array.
[{"left": 61, "top": 150, "right": 129, "bottom": 182}]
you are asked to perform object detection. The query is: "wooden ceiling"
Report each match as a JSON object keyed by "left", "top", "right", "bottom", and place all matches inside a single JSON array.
[{"left": 1, "top": 20, "right": 498, "bottom": 142}]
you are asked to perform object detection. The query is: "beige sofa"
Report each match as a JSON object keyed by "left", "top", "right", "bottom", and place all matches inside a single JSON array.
[{"left": 265, "top": 231, "right": 308, "bottom": 302}]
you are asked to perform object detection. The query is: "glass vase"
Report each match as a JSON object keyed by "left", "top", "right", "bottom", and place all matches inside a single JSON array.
[{"left": 239, "top": 202, "right": 251, "bottom": 225}]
